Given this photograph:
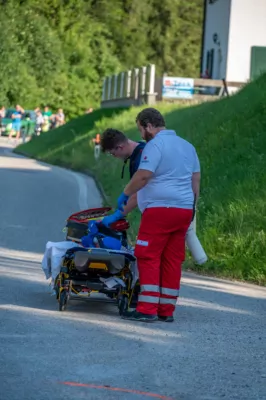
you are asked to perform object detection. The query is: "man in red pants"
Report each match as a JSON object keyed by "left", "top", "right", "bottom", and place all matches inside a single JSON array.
[{"left": 117, "top": 108, "right": 201, "bottom": 323}]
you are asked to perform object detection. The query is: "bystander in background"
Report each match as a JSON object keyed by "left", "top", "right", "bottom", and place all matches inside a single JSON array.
[
  {"left": 9, "top": 105, "right": 24, "bottom": 142},
  {"left": 0, "top": 106, "right": 6, "bottom": 136},
  {"left": 92, "top": 133, "right": 101, "bottom": 160}
]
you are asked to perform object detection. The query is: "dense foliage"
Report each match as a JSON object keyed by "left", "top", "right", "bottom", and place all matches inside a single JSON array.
[{"left": 0, "top": 0, "right": 203, "bottom": 118}]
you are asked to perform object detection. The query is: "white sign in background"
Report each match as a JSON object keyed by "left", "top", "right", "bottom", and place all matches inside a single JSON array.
[{"left": 162, "top": 77, "right": 194, "bottom": 99}]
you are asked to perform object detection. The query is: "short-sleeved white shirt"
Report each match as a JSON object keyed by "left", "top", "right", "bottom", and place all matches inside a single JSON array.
[{"left": 137, "top": 130, "right": 200, "bottom": 213}]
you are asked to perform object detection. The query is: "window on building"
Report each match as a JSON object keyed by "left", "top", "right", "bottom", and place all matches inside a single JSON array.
[
  {"left": 206, "top": 49, "right": 214, "bottom": 78},
  {"left": 250, "top": 46, "right": 266, "bottom": 80}
]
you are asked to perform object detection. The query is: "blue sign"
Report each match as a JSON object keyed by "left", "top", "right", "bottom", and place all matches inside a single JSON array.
[{"left": 162, "top": 77, "right": 194, "bottom": 99}]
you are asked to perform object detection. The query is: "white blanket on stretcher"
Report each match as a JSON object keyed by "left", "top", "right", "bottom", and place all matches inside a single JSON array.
[{"left": 41, "top": 241, "right": 82, "bottom": 281}]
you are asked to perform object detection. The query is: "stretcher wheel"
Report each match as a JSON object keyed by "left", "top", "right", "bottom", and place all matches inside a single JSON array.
[
  {"left": 59, "top": 290, "right": 68, "bottom": 311},
  {"left": 118, "top": 295, "right": 128, "bottom": 316}
]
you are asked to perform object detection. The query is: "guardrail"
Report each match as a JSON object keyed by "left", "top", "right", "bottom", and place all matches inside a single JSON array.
[{"left": 101, "top": 64, "right": 157, "bottom": 108}]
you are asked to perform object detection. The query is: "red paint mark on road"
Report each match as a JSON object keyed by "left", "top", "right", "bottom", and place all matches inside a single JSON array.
[{"left": 59, "top": 381, "right": 174, "bottom": 400}]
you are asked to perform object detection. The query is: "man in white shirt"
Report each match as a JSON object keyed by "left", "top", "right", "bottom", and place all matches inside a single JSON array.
[{"left": 117, "top": 108, "right": 201, "bottom": 323}]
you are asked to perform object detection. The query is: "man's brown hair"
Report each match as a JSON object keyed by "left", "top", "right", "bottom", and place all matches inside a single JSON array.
[
  {"left": 136, "top": 108, "right": 165, "bottom": 128},
  {"left": 100, "top": 128, "right": 127, "bottom": 152}
]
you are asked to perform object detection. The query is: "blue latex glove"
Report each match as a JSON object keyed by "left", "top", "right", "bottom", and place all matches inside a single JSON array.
[
  {"left": 88, "top": 220, "right": 99, "bottom": 234},
  {"left": 101, "top": 209, "right": 124, "bottom": 227},
  {"left": 81, "top": 234, "right": 94, "bottom": 248},
  {"left": 117, "top": 192, "right": 129, "bottom": 211}
]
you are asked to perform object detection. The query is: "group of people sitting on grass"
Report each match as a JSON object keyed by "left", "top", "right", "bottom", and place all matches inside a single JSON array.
[
  {"left": 34, "top": 106, "right": 65, "bottom": 135},
  {"left": 0, "top": 104, "right": 65, "bottom": 142}
]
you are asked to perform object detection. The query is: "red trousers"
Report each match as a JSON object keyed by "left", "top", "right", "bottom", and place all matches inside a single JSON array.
[{"left": 134, "top": 207, "right": 192, "bottom": 316}]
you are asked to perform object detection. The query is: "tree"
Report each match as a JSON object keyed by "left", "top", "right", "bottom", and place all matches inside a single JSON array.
[{"left": 0, "top": 0, "right": 203, "bottom": 117}]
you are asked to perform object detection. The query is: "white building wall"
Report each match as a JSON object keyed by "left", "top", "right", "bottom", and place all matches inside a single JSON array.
[
  {"left": 226, "top": 0, "right": 266, "bottom": 82},
  {"left": 202, "top": 0, "right": 231, "bottom": 79}
]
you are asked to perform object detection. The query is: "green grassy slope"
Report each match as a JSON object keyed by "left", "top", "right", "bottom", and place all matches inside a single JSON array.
[{"left": 16, "top": 75, "right": 266, "bottom": 284}]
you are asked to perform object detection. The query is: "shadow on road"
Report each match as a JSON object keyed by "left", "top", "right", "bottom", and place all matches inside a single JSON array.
[
  {"left": 1, "top": 252, "right": 264, "bottom": 316},
  {"left": 0, "top": 252, "right": 264, "bottom": 325},
  {"left": 0, "top": 252, "right": 266, "bottom": 400}
]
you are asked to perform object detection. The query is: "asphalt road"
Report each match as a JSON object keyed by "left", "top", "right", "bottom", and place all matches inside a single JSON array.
[{"left": 0, "top": 138, "right": 265, "bottom": 400}]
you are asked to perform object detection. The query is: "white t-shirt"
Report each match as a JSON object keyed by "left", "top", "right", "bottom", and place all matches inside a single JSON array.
[
  {"left": 137, "top": 130, "right": 200, "bottom": 213},
  {"left": 57, "top": 113, "right": 65, "bottom": 122},
  {"left": 36, "top": 114, "right": 44, "bottom": 124}
]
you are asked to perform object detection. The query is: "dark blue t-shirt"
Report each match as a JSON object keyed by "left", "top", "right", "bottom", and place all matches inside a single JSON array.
[
  {"left": 121, "top": 141, "right": 146, "bottom": 179},
  {"left": 129, "top": 141, "right": 146, "bottom": 178}
]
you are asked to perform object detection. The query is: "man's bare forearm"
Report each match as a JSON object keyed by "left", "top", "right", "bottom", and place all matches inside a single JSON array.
[
  {"left": 124, "top": 169, "right": 153, "bottom": 196},
  {"left": 192, "top": 172, "right": 200, "bottom": 202}
]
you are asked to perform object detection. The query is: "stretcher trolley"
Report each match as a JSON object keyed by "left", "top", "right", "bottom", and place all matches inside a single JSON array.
[{"left": 54, "top": 207, "right": 139, "bottom": 314}]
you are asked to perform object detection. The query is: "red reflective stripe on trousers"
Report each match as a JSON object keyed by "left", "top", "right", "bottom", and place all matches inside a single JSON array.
[{"left": 135, "top": 207, "right": 192, "bottom": 316}]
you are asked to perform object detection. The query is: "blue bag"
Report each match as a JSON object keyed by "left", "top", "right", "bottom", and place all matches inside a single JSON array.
[{"left": 81, "top": 220, "right": 122, "bottom": 250}]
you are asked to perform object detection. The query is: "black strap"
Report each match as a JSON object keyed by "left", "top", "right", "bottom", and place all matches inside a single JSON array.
[
  {"left": 192, "top": 194, "right": 197, "bottom": 222},
  {"left": 121, "top": 157, "right": 130, "bottom": 179}
]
